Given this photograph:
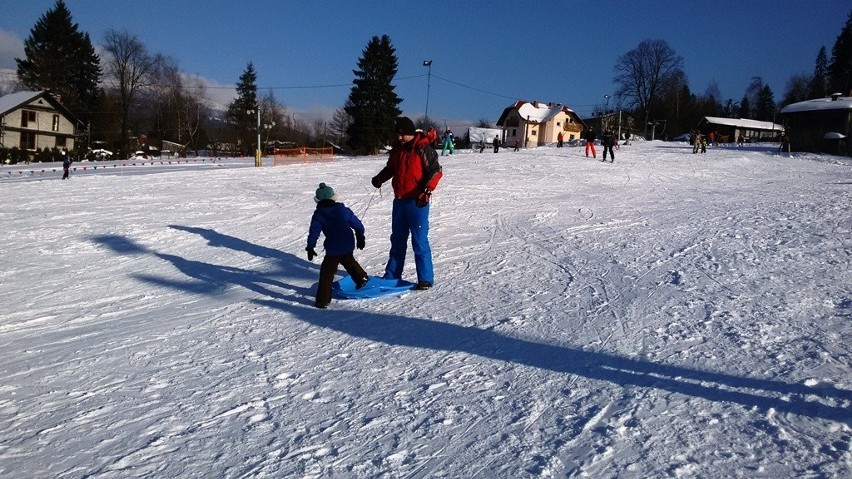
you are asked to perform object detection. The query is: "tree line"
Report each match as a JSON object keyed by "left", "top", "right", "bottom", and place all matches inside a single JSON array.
[
  {"left": 609, "top": 12, "right": 851, "bottom": 139},
  {"left": 8, "top": 1, "right": 852, "bottom": 159}
]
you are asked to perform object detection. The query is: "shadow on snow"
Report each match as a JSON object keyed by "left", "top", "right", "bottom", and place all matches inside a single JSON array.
[{"left": 91, "top": 227, "right": 851, "bottom": 424}]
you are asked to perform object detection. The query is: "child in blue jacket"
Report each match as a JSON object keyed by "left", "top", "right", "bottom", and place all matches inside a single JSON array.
[{"left": 306, "top": 183, "right": 368, "bottom": 308}]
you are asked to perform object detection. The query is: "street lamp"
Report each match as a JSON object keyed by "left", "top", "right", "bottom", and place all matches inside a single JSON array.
[
  {"left": 423, "top": 60, "right": 432, "bottom": 126},
  {"left": 604, "top": 95, "right": 610, "bottom": 115},
  {"left": 247, "top": 108, "right": 261, "bottom": 167}
]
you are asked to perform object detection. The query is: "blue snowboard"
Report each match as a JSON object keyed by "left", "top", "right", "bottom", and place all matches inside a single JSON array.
[{"left": 332, "top": 275, "right": 415, "bottom": 299}]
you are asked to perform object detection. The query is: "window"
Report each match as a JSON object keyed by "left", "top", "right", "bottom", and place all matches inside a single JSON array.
[
  {"left": 21, "top": 132, "right": 36, "bottom": 150},
  {"left": 52, "top": 114, "right": 60, "bottom": 132},
  {"left": 56, "top": 137, "right": 67, "bottom": 148},
  {"left": 21, "top": 110, "right": 36, "bottom": 128}
]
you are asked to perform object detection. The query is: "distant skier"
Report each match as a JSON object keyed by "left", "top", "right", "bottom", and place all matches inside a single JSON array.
[
  {"left": 601, "top": 129, "right": 616, "bottom": 162},
  {"left": 584, "top": 129, "right": 597, "bottom": 158},
  {"left": 306, "top": 182, "right": 368, "bottom": 309},
  {"left": 61, "top": 150, "right": 71, "bottom": 180},
  {"left": 493, "top": 135, "right": 500, "bottom": 153},
  {"left": 441, "top": 128, "right": 454, "bottom": 156}
]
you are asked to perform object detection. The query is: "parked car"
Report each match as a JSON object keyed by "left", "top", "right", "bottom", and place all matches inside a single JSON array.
[
  {"left": 90, "top": 148, "right": 113, "bottom": 160},
  {"left": 670, "top": 133, "right": 691, "bottom": 142}
]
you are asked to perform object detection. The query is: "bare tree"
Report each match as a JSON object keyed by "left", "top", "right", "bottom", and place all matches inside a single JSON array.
[
  {"left": 102, "top": 29, "right": 157, "bottom": 157},
  {"left": 259, "top": 90, "right": 287, "bottom": 147},
  {"left": 613, "top": 39, "right": 684, "bottom": 137},
  {"left": 329, "top": 103, "right": 352, "bottom": 147}
]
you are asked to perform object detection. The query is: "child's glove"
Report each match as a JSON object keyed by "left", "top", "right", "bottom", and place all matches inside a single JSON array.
[
  {"left": 306, "top": 247, "right": 317, "bottom": 261},
  {"left": 371, "top": 176, "right": 383, "bottom": 188},
  {"left": 416, "top": 189, "right": 431, "bottom": 208},
  {"left": 356, "top": 235, "right": 365, "bottom": 250}
]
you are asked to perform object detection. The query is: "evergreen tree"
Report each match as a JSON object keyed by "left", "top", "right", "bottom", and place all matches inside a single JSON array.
[
  {"left": 344, "top": 35, "right": 402, "bottom": 155},
  {"left": 226, "top": 62, "right": 259, "bottom": 155},
  {"left": 807, "top": 46, "right": 828, "bottom": 99},
  {"left": 827, "top": 11, "right": 852, "bottom": 95},
  {"left": 754, "top": 85, "right": 776, "bottom": 122},
  {"left": 16, "top": 0, "right": 101, "bottom": 126},
  {"left": 737, "top": 95, "right": 752, "bottom": 119}
]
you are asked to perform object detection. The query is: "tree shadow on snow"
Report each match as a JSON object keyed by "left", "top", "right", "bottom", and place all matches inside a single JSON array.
[
  {"left": 254, "top": 298, "right": 852, "bottom": 424},
  {"left": 91, "top": 226, "right": 318, "bottom": 306}
]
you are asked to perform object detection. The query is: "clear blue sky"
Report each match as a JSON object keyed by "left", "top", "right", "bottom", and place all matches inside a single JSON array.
[{"left": 1, "top": 0, "right": 849, "bottom": 129}]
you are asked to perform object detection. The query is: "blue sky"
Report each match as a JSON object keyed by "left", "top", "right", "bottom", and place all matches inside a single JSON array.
[{"left": 1, "top": 0, "right": 849, "bottom": 129}]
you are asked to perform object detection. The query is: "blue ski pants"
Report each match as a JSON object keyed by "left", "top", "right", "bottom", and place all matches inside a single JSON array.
[{"left": 384, "top": 198, "right": 433, "bottom": 284}]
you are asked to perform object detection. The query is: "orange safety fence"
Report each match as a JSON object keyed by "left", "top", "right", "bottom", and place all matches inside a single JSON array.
[{"left": 272, "top": 147, "right": 334, "bottom": 166}]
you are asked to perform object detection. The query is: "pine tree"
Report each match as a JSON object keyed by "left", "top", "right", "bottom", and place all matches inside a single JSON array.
[
  {"left": 344, "top": 35, "right": 402, "bottom": 155},
  {"left": 754, "top": 85, "right": 776, "bottom": 122},
  {"left": 827, "top": 11, "right": 852, "bottom": 96},
  {"left": 807, "top": 46, "right": 828, "bottom": 99},
  {"left": 226, "top": 62, "right": 259, "bottom": 155},
  {"left": 15, "top": 0, "right": 101, "bottom": 125},
  {"left": 737, "top": 95, "right": 752, "bottom": 119}
]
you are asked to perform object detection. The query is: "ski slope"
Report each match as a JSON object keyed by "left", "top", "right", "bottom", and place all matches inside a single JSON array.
[{"left": 1, "top": 141, "right": 850, "bottom": 478}]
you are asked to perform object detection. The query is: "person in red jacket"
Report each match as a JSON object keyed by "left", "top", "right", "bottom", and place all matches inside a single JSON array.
[{"left": 371, "top": 117, "right": 443, "bottom": 290}]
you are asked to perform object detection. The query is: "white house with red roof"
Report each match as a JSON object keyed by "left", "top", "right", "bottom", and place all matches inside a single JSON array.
[{"left": 497, "top": 100, "right": 587, "bottom": 148}]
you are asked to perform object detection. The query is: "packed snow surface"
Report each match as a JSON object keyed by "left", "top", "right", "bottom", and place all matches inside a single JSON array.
[{"left": 1, "top": 141, "right": 850, "bottom": 478}]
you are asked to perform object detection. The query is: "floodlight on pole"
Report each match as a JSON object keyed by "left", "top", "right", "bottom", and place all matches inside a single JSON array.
[{"left": 423, "top": 60, "right": 432, "bottom": 126}]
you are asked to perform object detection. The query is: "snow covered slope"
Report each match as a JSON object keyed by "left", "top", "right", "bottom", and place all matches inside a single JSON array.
[{"left": 1, "top": 141, "right": 850, "bottom": 478}]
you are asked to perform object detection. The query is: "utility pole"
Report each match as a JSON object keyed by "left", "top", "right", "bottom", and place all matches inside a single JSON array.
[{"left": 423, "top": 60, "right": 432, "bottom": 127}]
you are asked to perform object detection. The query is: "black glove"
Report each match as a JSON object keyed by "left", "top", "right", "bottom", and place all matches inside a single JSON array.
[
  {"left": 356, "top": 235, "right": 365, "bottom": 250},
  {"left": 371, "top": 176, "right": 383, "bottom": 188},
  {"left": 306, "top": 247, "right": 317, "bottom": 261},
  {"left": 416, "top": 189, "right": 431, "bottom": 208}
]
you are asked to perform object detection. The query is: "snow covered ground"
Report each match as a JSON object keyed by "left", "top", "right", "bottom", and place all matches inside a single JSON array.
[{"left": 1, "top": 141, "right": 850, "bottom": 478}]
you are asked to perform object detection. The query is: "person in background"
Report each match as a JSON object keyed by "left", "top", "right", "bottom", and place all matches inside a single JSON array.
[
  {"left": 557, "top": 131, "right": 564, "bottom": 147},
  {"left": 306, "top": 182, "right": 368, "bottom": 309},
  {"left": 601, "top": 129, "right": 616, "bottom": 162},
  {"left": 493, "top": 135, "right": 500, "bottom": 153},
  {"left": 584, "top": 128, "right": 597, "bottom": 158},
  {"left": 61, "top": 150, "right": 71, "bottom": 180},
  {"left": 779, "top": 133, "right": 791, "bottom": 154},
  {"left": 371, "top": 117, "right": 443, "bottom": 291},
  {"left": 441, "top": 128, "right": 454, "bottom": 156}
]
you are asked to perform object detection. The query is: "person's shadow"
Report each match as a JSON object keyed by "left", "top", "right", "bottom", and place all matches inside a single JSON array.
[
  {"left": 91, "top": 225, "right": 317, "bottom": 305},
  {"left": 91, "top": 228, "right": 851, "bottom": 424},
  {"left": 255, "top": 298, "right": 852, "bottom": 424}
]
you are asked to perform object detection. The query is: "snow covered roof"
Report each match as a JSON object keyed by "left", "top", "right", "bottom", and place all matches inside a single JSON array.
[
  {"left": 0, "top": 90, "right": 43, "bottom": 115},
  {"left": 516, "top": 101, "right": 573, "bottom": 123},
  {"left": 497, "top": 100, "right": 585, "bottom": 127},
  {"left": 702, "top": 116, "right": 783, "bottom": 131},
  {"left": 0, "top": 90, "right": 78, "bottom": 125},
  {"left": 779, "top": 95, "right": 852, "bottom": 114}
]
